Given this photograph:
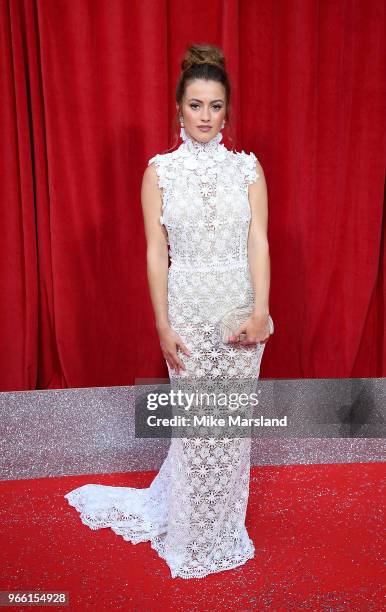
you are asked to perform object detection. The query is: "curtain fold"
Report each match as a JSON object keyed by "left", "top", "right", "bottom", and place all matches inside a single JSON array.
[{"left": 0, "top": 0, "right": 384, "bottom": 390}]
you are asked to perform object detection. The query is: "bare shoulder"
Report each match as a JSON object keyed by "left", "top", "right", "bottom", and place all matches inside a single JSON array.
[
  {"left": 253, "top": 156, "right": 266, "bottom": 183},
  {"left": 246, "top": 151, "right": 264, "bottom": 173},
  {"left": 143, "top": 161, "right": 159, "bottom": 185}
]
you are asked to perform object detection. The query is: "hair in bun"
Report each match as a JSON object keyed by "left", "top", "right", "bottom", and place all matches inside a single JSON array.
[{"left": 181, "top": 44, "right": 225, "bottom": 72}]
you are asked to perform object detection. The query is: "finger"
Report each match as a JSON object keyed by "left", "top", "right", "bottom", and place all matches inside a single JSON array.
[
  {"left": 175, "top": 355, "right": 186, "bottom": 370},
  {"left": 166, "top": 358, "right": 175, "bottom": 371},
  {"left": 229, "top": 336, "right": 242, "bottom": 344},
  {"left": 171, "top": 352, "right": 186, "bottom": 372},
  {"left": 229, "top": 332, "right": 245, "bottom": 343},
  {"left": 178, "top": 341, "right": 191, "bottom": 356},
  {"left": 165, "top": 352, "right": 181, "bottom": 373},
  {"left": 170, "top": 362, "right": 180, "bottom": 374},
  {"left": 241, "top": 336, "right": 267, "bottom": 346},
  {"left": 229, "top": 327, "right": 245, "bottom": 342}
]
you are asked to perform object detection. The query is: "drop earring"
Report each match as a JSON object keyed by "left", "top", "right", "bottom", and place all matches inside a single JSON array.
[
  {"left": 216, "top": 120, "right": 225, "bottom": 143},
  {"left": 179, "top": 115, "right": 186, "bottom": 141}
]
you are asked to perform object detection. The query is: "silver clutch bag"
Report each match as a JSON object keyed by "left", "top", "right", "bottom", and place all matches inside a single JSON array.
[{"left": 217, "top": 304, "right": 274, "bottom": 344}]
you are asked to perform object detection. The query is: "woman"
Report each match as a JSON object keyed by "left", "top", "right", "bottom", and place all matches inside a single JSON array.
[{"left": 65, "top": 43, "right": 271, "bottom": 580}]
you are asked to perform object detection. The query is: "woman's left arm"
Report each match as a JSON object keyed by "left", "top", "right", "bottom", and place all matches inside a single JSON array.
[
  {"left": 247, "top": 159, "right": 270, "bottom": 320},
  {"left": 229, "top": 160, "right": 270, "bottom": 345}
]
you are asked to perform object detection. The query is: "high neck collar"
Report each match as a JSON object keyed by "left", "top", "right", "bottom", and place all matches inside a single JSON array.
[
  {"left": 181, "top": 128, "right": 224, "bottom": 157},
  {"left": 177, "top": 128, "right": 228, "bottom": 165}
]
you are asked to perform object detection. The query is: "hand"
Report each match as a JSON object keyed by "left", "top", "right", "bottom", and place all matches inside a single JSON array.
[
  {"left": 158, "top": 324, "right": 191, "bottom": 374},
  {"left": 228, "top": 314, "right": 271, "bottom": 346}
]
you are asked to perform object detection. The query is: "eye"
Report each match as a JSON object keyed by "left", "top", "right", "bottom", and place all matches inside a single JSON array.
[{"left": 189, "top": 103, "right": 223, "bottom": 111}]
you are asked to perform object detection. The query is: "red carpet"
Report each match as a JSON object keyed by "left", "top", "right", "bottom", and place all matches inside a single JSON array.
[{"left": 1, "top": 462, "right": 384, "bottom": 611}]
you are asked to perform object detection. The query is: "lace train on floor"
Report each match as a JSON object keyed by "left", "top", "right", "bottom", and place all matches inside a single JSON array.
[{"left": 64, "top": 436, "right": 256, "bottom": 579}]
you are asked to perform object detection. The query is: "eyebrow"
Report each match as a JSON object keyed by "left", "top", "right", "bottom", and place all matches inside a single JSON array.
[{"left": 188, "top": 98, "right": 224, "bottom": 103}]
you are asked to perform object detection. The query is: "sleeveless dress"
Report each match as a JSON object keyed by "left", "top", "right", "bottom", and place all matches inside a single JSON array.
[{"left": 64, "top": 130, "right": 266, "bottom": 579}]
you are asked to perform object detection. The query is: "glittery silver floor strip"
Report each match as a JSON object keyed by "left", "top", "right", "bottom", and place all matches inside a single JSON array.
[{"left": 0, "top": 378, "right": 384, "bottom": 480}]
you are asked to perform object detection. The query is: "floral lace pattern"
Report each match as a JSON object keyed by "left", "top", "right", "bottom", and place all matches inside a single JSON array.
[{"left": 64, "top": 131, "right": 265, "bottom": 579}]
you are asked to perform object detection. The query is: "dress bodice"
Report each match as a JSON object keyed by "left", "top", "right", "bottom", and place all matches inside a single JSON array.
[{"left": 148, "top": 131, "right": 260, "bottom": 271}]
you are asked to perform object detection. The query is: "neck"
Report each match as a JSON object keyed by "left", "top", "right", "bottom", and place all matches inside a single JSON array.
[{"left": 181, "top": 127, "right": 223, "bottom": 156}]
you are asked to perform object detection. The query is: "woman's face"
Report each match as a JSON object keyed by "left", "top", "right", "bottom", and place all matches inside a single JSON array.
[{"left": 178, "top": 79, "right": 227, "bottom": 143}]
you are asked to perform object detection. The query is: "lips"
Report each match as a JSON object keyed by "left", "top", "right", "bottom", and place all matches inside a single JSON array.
[{"left": 198, "top": 126, "right": 212, "bottom": 130}]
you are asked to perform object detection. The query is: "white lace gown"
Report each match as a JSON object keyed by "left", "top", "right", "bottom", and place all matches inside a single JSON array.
[{"left": 64, "top": 130, "right": 266, "bottom": 579}]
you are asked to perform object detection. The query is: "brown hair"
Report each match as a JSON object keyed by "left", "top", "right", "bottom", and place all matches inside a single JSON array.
[{"left": 168, "top": 44, "right": 234, "bottom": 150}]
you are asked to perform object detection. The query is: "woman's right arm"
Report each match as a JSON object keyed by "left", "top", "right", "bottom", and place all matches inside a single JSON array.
[{"left": 141, "top": 163, "right": 190, "bottom": 373}]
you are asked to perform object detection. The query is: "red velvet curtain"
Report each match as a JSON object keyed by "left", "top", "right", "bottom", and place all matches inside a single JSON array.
[{"left": 0, "top": 0, "right": 384, "bottom": 391}]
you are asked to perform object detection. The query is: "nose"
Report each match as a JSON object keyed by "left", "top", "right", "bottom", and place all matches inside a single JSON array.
[{"left": 201, "top": 107, "right": 211, "bottom": 121}]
